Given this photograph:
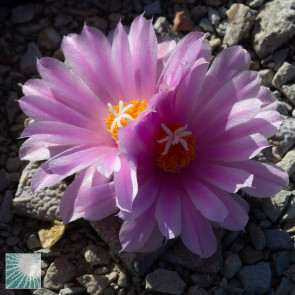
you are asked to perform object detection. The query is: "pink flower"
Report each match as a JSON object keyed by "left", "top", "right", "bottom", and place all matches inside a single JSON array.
[
  {"left": 18, "top": 15, "right": 210, "bottom": 224},
  {"left": 116, "top": 46, "right": 289, "bottom": 258}
]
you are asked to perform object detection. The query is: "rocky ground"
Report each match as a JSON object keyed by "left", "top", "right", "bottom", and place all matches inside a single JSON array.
[{"left": 1, "top": 0, "right": 295, "bottom": 294}]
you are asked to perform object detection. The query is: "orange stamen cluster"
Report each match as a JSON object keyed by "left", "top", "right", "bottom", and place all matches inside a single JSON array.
[
  {"left": 156, "top": 122, "right": 197, "bottom": 173},
  {"left": 104, "top": 99, "right": 147, "bottom": 139}
]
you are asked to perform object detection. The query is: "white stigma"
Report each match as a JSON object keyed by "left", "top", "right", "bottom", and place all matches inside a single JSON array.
[
  {"left": 108, "top": 100, "right": 134, "bottom": 133},
  {"left": 157, "top": 123, "right": 192, "bottom": 155}
]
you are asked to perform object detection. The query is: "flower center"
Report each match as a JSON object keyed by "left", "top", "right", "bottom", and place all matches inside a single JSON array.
[
  {"left": 104, "top": 99, "right": 147, "bottom": 139},
  {"left": 156, "top": 122, "right": 197, "bottom": 173}
]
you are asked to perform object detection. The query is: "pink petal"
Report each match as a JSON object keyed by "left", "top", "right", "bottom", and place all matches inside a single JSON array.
[
  {"left": 19, "top": 95, "right": 98, "bottom": 131},
  {"left": 180, "top": 193, "right": 217, "bottom": 258},
  {"left": 257, "top": 87, "right": 277, "bottom": 111},
  {"left": 184, "top": 177, "right": 228, "bottom": 223},
  {"left": 193, "top": 162, "right": 253, "bottom": 193},
  {"left": 37, "top": 58, "right": 106, "bottom": 120},
  {"left": 59, "top": 165, "right": 112, "bottom": 223},
  {"left": 119, "top": 203, "right": 163, "bottom": 252},
  {"left": 111, "top": 21, "right": 136, "bottom": 100},
  {"left": 62, "top": 26, "right": 120, "bottom": 105},
  {"left": 19, "top": 138, "right": 72, "bottom": 161},
  {"left": 114, "top": 156, "right": 138, "bottom": 213},
  {"left": 198, "top": 133, "right": 270, "bottom": 162},
  {"left": 22, "top": 79, "right": 54, "bottom": 98},
  {"left": 155, "top": 180, "right": 182, "bottom": 239},
  {"left": 235, "top": 161, "right": 289, "bottom": 198},
  {"left": 21, "top": 121, "right": 111, "bottom": 146},
  {"left": 128, "top": 15, "right": 157, "bottom": 99}
]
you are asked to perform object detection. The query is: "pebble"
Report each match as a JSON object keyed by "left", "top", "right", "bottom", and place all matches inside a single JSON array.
[
  {"left": 221, "top": 253, "right": 242, "bottom": 279},
  {"left": 262, "top": 190, "right": 292, "bottom": 222},
  {"left": 209, "top": 38, "right": 221, "bottom": 51},
  {"left": 163, "top": 242, "right": 223, "bottom": 273},
  {"left": 271, "top": 117, "right": 295, "bottom": 160},
  {"left": 199, "top": 18, "right": 214, "bottom": 32},
  {"left": 282, "top": 84, "right": 295, "bottom": 106},
  {"left": 187, "top": 286, "right": 211, "bottom": 295},
  {"left": 208, "top": 7, "right": 220, "bottom": 26},
  {"left": 11, "top": 4, "right": 35, "bottom": 24},
  {"left": 76, "top": 275, "right": 109, "bottom": 295},
  {"left": 5, "top": 157, "right": 21, "bottom": 172},
  {"left": 274, "top": 48, "right": 289, "bottom": 71},
  {"left": 280, "top": 195, "right": 295, "bottom": 223},
  {"left": 247, "top": 0, "right": 264, "bottom": 9},
  {"left": 6, "top": 236, "right": 19, "bottom": 246},
  {"left": 0, "top": 190, "right": 13, "bottom": 223},
  {"left": 14, "top": 162, "right": 67, "bottom": 221},
  {"left": 252, "top": 0, "right": 295, "bottom": 58},
  {"left": 277, "top": 150, "right": 295, "bottom": 176},
  {"left": 85, "top": 16, "right": 108, "bottom": 32},
  {"left": 0, "top": 173, "right": 10, "bottom": 197},
  {"left": 132, "top": 0, "right": 142, "bottom": 12},
  {"left": 259, "top": 69, "right": 274, "bottom": 88},
  {"left": 191, "top": 5, "right": 208, "bottom": 20},
  {"left": 223, "top": 3, "right": 256, "bottom": 46},
  {"left": 240, "top": 245, "right": 263, "bottom": 265},
  {"left": 26, "top": 233, "right": 41, "bottom": 249},
  {"left": 275, "top": 251, "right": 290, "bottom": 276},
  {"left": 43, "top": 256, "right": 76, "bottom": 290},
  {"left": 59, "top": 287, "right": 86, "bottom": 295},
  {"left": 145, "top": 269, "right": 186, "bottom": 295},
  {"left": 272, "top": 62, "right": 295, "bottom": 89},
  {"left": 173, "top": 7, "right": 193, "bottom": 32},
  {"left": 153, "top": 16, "right": 170, "bottom": 36},
  {"left": 203, "top": 0, "right": 221, "bottom": 6},
  {"left": 264, "top": 229, "right": 293, "bottom": 251},
  {"left": 33, "top": 289, "right": 58, "bottom": 295},
  {"left": 144, "top": 1, "right": 161, "bottom": 16},
  {"left": 190, "top": 272, "right": 216, "bottom": 288},
  {"left": 20, "top": 41, "right": 42, "bottom": 76},
  {"left": 237, "top": 262, "right": 271, "bottom": 295},
  {"left": 38, "top": 27, "right": 61, "bottom": 50},
  {"left": 248, "top": 222, "right": 266, "bottom": 250},
  {"left": 84, "top": 244, "right": 112, "bottom": 266},
  {"left": 277, "top": 101, "right": 292, "bottom": 116},
  {"left": 275, "top": 277, "right": 295, "bottom": 295}
]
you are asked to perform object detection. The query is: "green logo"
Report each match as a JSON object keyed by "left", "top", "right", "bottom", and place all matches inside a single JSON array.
[{"left": 6, "top": 253, "right": 41, "bottom": 289}]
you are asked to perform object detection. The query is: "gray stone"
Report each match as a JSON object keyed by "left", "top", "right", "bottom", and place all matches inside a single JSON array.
[
  {"left": 163, "top": 241, "right": 223, "bottom": 273},
  {"left": 275, "top": 277, "right": 295, "bottom": 295},
  {"left": 0, "top": 169, "right": 10, "bottom": 192},
  {"left": 58, "top": 287, "right": 86, "bottom": 295},
  {"left": 17, "top": 23, "right": 45, "bottom": 35},
  {"left": 5, "top": 157, "right": 21, "bottom": 172},
  {"left": 275, "top": 251, "right": 290, "bottom": 276},
  {"left": 6, "top": 236, "right": 19, "bottom": 246},
  {"left": 187, "top": 286, "right": 211, "bottom": 295},
  {"left": 43, "top": 256, "right": 76, "bottom": 290},
  {"left": 259, "top": 220, "right": 273, "bottom": 229},
  {"left": 191, "top": 5, "right": 208, "bottom": 20},
  {"left": 76, "top": 275, "right": 109, "bottom": 295},
  {"left": 13, "top": 162, "right": 67, "bottom": 221},
  {"left": 277, "top": 150, "right": 295, "bottom": 176},
  {"left": 216, "top": 19, "right": 228, "bottom": 37},
  {"left": 11, "top": 4, "right": 35, "bottom": 24},
  {"left": 190, "top": 272, "right": 216, "bottom": 288},
  {"left": 273, "top": 62, "right": 295, "bottom": 89},
  {"left": 271, "top": 117, "right": 295, "bottom": 160},
  {"left": 208, "top": 7, "right": 220, "bottom": 26},
  {"left": 264, "top": 229, "right": 293, "bottom": 251},
  {"left": 252, "top": 0, "right": 295, "bottom": 58},
  {"left": 144, "top": 1, "right": 161, "bottom": 16},
  {"left": 33, "top": 289, "right": 58, "bottom": 295},
  {"left": 262, "top": 190, "right": 292, "bottom": 222},
  {"left": 259, "top": 69, "right": 275, "bottom": 88},
  {"left": 26, "top": 233, "right": 41, "bottom": 250},
  {"left": 274, "top": 48, "right": 289, "bottom": 71},
  {"left": 237, "top": 262, "right": 271, "bottom": 295},
  {"left": 5, "top": 94, "right": 21, "bottom": 125},
  {"left": 199, "top": 18, "right": 214, "bottom": 32},
  {"left": 283, "top": 265, "right": 295, "bottom": 283},
  {"left": 240, "top": 245, "right": 263, "bottom": 265},
  {"left": 85, "top": 16, "right": 108, "bottom": 32},
  {"left": 221, "top": 253, "right": 242, "bottom": 279},
  {"left": 282, "top": 84, "right": 295, "bottom": 106},
  {"left": 248, "top": 223, "right": 265, "bottom": 250},
  {"left": 154, "top": 16, "right": 170, "bottom": 36},
  {"left": 280, "top": 194, "right": 295, "bottom": 222},
  {"left": 84, "top": 245, "right": 112, "bottom": 266},
  {"left": 20, "top": 42, "right": 42, "bottom": 76},
  {"left": 203, "top": 0, "right": 221, "bottom": 6},
  {"left": 0, "top": 190, "right": 13, "bottom": 223},
  {"left": 247, "top": 0, "right": 264, "bottom": 8},
  {"left": 38, "top": 27, "right": 61, "bottom": 50},
  {"left": 223, "top": 4, "right": 256, "bottom": 46},
  {"left": 132, "top": 0, "right": 142, "bottom": 12},
  {"left": 145, "top": 269, "right": 186, "bottom": 295},
  {"left": 277, "top": 101, "right": 292, "bottom": 116}
]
